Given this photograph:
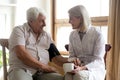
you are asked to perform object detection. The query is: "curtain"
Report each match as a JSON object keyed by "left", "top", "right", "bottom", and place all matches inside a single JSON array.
[{"left": 106, "top": 0, "right": 120, "bottom": 80}]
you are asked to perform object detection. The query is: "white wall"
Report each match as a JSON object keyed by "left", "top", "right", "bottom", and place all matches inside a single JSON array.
[
  {"left": 0, "top": 0, "right": 16, "bottom": 38},
  {"left": 0, "top": 0, "right": 52, "bottom": 38}
]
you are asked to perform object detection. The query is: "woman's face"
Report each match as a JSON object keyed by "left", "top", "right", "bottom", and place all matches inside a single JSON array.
[{"left": 69, "top": 16, "right": 82, "bottom": 29}]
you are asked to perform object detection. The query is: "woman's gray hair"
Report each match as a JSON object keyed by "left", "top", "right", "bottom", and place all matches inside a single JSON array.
[
  {"left": 68, "top": 5, "right": 91, "bottom": 31},
  {"left": 26, "top": 7, "right": 46, "bottom": 22}
]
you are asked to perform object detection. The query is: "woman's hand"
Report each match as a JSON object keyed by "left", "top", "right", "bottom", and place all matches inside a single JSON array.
[
  {"left": 67, "top": 65, "right": 88, "bottom": 74},
  {"left": 68, "top": 58, "right": 81, "bottom": 66},
  {"left": 71, "top": 65, "right": 82, "bottom": 73},
  {"left": 73, "top": 58, "right": 81, "bottom": 66}
]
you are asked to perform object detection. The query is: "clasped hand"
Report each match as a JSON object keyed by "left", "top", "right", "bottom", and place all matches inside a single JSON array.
[{"left": 67, "top": 58, "right": 87, "bottom": 74}]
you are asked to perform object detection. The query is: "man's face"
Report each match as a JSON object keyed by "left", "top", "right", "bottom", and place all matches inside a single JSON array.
[{"left": 31, "top": 14, "right": 46, "bottom": 34}]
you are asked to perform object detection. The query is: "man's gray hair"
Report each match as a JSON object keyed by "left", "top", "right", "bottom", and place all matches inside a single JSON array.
[
  {"left": 68, "top": 5, "right": 91, "bottom": 31},
  {"left": 26, "top": 7, "right": 46, "bottom": 21}
]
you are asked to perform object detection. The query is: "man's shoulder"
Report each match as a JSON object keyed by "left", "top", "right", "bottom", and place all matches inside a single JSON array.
[
  {"left": 12, "top": 26, "right": 22, "bottom": 32},
  {"left": 13, "top": 23, "right": 29, "bottom": 32}
]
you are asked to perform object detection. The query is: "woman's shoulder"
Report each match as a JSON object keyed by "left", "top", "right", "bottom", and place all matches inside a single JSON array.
[
  {"left": 69, "top": 30, "right": 78, "bottom": 40},
  {"left": 70, "top": 30, "right": 78, "bottom": 35},
  {"left": 88, "top": 26, "right": 102, "bottom": 34}
]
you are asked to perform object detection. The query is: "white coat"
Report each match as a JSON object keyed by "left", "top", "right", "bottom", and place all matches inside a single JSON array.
[{"left": 68, "top": 26, "right": 106, "bottom": 80}]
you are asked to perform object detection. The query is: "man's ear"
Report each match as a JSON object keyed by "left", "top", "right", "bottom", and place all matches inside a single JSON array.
[
  {"left": 30, "top": 20, "right": 33, "bottom": 23},
  {"left": 29, "top": 18, "right": 34, "bottom": 23},
  {"left": 28, "top": 20, "right": 33, "bottom": 27}
]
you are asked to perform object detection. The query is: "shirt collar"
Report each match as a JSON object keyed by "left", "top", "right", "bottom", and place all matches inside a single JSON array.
[{"left": 25, "top": 22, "right": 45, "bottom": 35}]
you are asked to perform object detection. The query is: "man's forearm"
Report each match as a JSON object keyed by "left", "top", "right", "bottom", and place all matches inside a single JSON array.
[{"left": 52, "top": 55, "right": 68, "bottom": 66}]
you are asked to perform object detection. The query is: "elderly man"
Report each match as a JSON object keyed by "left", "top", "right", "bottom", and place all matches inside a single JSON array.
[{"left": 8, "top": 7, "right": 67, "bottom": 80}]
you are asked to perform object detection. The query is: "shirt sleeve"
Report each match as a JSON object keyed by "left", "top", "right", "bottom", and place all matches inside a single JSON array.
[
  {"left": 85, "top": 31, "right": 105, "bottom": 70},
  {"left": 69, "top": 31, "right": 77, "bottom": 57},
  {"left": 9, "top": 26, "right": 25, "bottom": 50}
]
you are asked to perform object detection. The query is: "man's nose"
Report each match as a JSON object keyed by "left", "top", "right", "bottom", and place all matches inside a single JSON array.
[{"left": 42, "top": 21, "right": 46, "bottom": 27}]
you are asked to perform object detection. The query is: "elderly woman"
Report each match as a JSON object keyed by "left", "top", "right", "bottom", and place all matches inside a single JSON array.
[{"left": 65, "top": 5, "right": 106, "bottom": 80}]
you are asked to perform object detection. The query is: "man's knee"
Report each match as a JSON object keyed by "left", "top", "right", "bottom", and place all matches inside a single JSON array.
[
  {"left": 8, "top": 69, "right": 33, "bottom": 80},
  {"left": 36, "top": 72, "right": 64, "bottom": 80},
  {"left": 46, "top": 73, "right": 64, "bottom": 80}
]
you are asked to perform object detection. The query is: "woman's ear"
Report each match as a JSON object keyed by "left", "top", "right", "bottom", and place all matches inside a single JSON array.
[{"left": 79, "top": 17, "right": 83, "bottom": 25}]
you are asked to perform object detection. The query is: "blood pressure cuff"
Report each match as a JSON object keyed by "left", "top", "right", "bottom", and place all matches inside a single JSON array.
[{"left": 48, "top": 43, "right": 60, "bottom": 61}]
